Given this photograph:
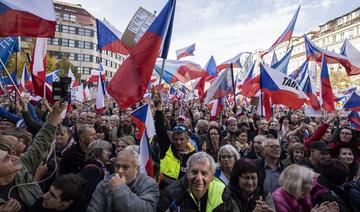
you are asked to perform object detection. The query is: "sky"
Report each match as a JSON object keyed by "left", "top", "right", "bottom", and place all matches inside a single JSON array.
[{"left": 61, "top": 0, "right": 359, "bottom": 66}]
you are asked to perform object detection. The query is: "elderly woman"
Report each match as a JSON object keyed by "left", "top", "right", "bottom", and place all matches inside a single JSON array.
[
  {"left": 282, "top": 143, "right": 306, "bottom": 166},
  {"left": 215, "top": 144, "right": 240, "bottom": 185},
  {"left": 81, "top": 140, "right": 112, "bottom": 204},
  {"left": 229, "top": 159, "right": 275, "bottom": 212},
  {"left": 272, "top": 164, "right": 316, "bottom": 212}
]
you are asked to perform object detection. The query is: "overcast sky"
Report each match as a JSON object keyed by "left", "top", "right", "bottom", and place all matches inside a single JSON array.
[{"left": 61, "top": 0, "right": 359, "bottom": 65}]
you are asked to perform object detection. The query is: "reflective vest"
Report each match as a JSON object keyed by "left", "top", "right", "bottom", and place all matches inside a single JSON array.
[
  {"left": 160, "top": 146, "right": 181, "bottom": 179},
  {"left": 189, "top": 178, "right": 225, "bottom": 212}
]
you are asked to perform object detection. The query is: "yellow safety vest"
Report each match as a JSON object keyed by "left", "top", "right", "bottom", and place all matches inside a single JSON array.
[{"left": 160, "top": 146, "right": 181, "bottom": 179}]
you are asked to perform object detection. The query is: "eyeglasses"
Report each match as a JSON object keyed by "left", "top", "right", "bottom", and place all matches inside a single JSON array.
[
  {"left": 340, "top": 132, "right": 352, "bottom": 135},
  {"left": 220, "top": 155, "right": 234, "bottom": 159},
  {"left": 264, "top": 145, "right": 280, "bottom": 149},
  {"left": 172, "top": 125, "right": 187, "bottom": 133}
]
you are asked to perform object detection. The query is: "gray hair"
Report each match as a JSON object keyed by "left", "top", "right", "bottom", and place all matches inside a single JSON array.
[
  {"left": 125, "top": 145, "right": 139, "bottom": 153},
  {"left": 116, "top": 149, "right": 140, "bottom": 166},
  {"left": 261, "top": 136, "right": 279, "bottom": 147},
  {"left": 186, "top": 151, "right": 216, "bottom": 175},
  {"left": 217, "top": 144, "right": 241, "bottom": 162},
  {"left": 85, "top": 139, "right": 111, "bottom": 161}
]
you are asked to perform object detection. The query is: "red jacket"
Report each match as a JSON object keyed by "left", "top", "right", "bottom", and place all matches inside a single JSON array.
[
  {"left": 304, "top": 123, "right": 329, "bottom": 149},
  {"left": 273, "top": 187, "right": 313, "bottom": 212}
]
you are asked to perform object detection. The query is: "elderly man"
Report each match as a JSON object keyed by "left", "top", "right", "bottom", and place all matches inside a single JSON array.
[
  {"left": 87, "top": 149, "right": 159, "bottom": 212},
  {"left": 0, "top": 101, "right": 64, "bottom": 211},
  {"left": 158, "top": 152, "right": 232, "bottom": 212}
]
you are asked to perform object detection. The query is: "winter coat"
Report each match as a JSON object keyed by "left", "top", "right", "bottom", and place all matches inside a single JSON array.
[{"left": 272, "top": 187, "right": 312, "bottom": 212}]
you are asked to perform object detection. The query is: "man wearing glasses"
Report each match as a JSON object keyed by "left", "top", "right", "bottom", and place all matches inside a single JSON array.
[
  {"left": 255, "top": 135, "right": 288, "bottom": 194},
  {"left": 153, "top": 95, "right": 196, "bottom": 190}
]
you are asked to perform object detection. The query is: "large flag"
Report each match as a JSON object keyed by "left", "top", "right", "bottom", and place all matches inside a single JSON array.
[
  {"left": 340, "top": 39, "right": 360, "bottom": 76},
  {"left": 260, "top": 63, "right": 307, "bottom": 109},
  {"left": 2, "top": 71, "right": 18, "bottom": 92},
  {"left": 343, "top": 91, "right": 360, "bottom": 112},
  {"left": 348, "top": 111, "right": 360, "bottom": 131},
  {"left": 107, "top": 0, "right": 176, "bottom": 109},
  {"left": 302, "top": 76, "right": 320, "bottom": 111},
  {"left": 203, "top": 68, "right": 233, "bottom": 104},
  {"left": 95, "top": 70, "right": 106, "bottom": 113},
  {"left": 87, "top": 69, "right": 106, "bottom": 84},
  {"left": 237, "top": 62, "right": 255, "bottom": 90},
  {"left": 319, "top": 55, "right": 335, "bottom": 112},
  {"left": 83, "top": 84, "right": 91, "bottom": 101},
  {"left": 240, "top": 74, "right": 260, "bottom": 98},
  {"left": 46, "top": 69, "right": 60, "bottom": 85},
  {"left": 154, "top": 59, "right": 207, "bottom": 84},
  {"left": 131, "top": 104, "right": 155, "bottom": 177},
  {"left": 30, "top": 38, "right": 47, "bottom": 98},
  {"left": 208, "top": 98, "right": 224, "bottom": 119},
  {"left": 0, "top": 0, "right": 56, "bottom": 37},
  {"left": 96, "top": 19, "right": 130, "bottom": 55},
  {"left": 271, "top": 51, "right": 278, "bottom": 66},
  {"left": 0, "top": 37, "right": 18, "bottom": 70},
  {"left": 304, "top": 35, "right": 354, "bottom": 76},
  {"left": 19, "top": 64, "right": 33, "bottom": 94},
  {"left": 193, "top": 56, "right": 217, "bottom": 98},
  {"left": 216, "top": 52, "right": 249, "bottom": 72},
  {"left": 289, "top": 60, "right": 308, "bottom": 83},
  {"left": 261, "top": 6, "right": 300, "bottom": 58},
  {"left": 176, "top": 43, "right": 195, "bottom": 60},
  {"left": 270, "top": 47, "right": 293, "bottom": 74}
]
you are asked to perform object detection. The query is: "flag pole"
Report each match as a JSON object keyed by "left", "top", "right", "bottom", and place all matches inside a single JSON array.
[
  {"left": 0, "top": 58, "right": 21, "bottom": 96},
  {"left": 157, "top": 59, "right": 166, "bottom": 94},
  {"left": 230, "top": 63, "right": 237, "bottom": 113},
  {"left": 15, "top": 51, "right": 18, "bottom": 107}
]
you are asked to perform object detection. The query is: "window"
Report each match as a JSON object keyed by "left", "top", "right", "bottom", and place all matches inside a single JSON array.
[
  {"left": 77, "top": 41, "right": 84, "bottom": 48},
  {"left": 84, "top": 55, "right": 91, "bottom": 62},
  {"left": 63, "top": 13, "right": 70, "bottom": 21},
  {"left": 62, "top": 39, "right": 69, "bottom": 46},
  {"left": 47, "top": 38, "right": 52, "bottom": 45},
  {"left": 55, "top": 12, "right": 60, "bottom": 19},
  {"left": 62, "top": 25, "right": 69, "bottom": 33},
  {"left": 349, "top": 29, "right": 354, "bottom": 38},
  {"left": 84, "top": 42, "right": 92, "bottom": 49},
  {"left": 61, "top": 52, "right": 69, "bottom": 59},
  {"left": 56, "top": 24, "right": 60, "bottom": 32},
  {"left": 84, "top": 29, "right": 92, "bottom": 36},
  {"left": 83, "top": 67, "right": 90, "bottom": 75},
  {"left": 69, "top": 26, "right": 76, "bottom": 34},
  {"left": 52, "top": 38, "right": 59, "bottom": 45},
  {"left": 337, "top": 18, "right": 343, "bottom": 25},
  {"left": 69, "top": 39, "right": 75, "bottom": 47},
  {"left": 77, "top": 54, "right": 84, "bottom": 61},
  {"left": 78, "top": 28, "right": 85, "bottom": 35},
  {"left": 70, "top": 14, "right": 76, "bottom": 22},
  {"left": 332, "top": 35, "right": 336, "bottom": 43},
  {"left": 69, "top": 53, "right": 75, "bottom": 60}
]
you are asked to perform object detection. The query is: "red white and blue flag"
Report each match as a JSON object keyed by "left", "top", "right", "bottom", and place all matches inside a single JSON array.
[
  {"left": 154, "top": 59, "right": 207, "bottom": 84},
  {"left": 216, "top": 52, "right": 249, "bottom": 72},
  {"left": 46, "top": 69, "right": 60, "bottom": 85},
  {"left": 203, "top": 68, "right": 234, "bottom": 104},
  {"left": 131, "top": 104, "right": 155, "bottom": 177},
  {"left": 107, "top": 0, "right": 176, "bottom": 109},
  {"left": 19, "top": 64, "right": 33, "bottom": 94},
  {"left": 96, "top": 19, "right": 130, "bottom": 55},
  {"left": 176, "top": 43, "right": 195, "bottom": 60},
  {"left": 193, "top": 56, "right": 217, "bottom": 98},
  {"left": 237, "top": 62, "right": 255, "bottom": 90},
  {"left": 0, "top": 0, "right": 56, "bottom": 37},
  {"left": 270, "top": 47, "right": 293, "bottom": 75},
  {"left": 319, "top": 55, "right": 335, "bottom": 112},
  {"left": 348, "top": 111, "right": 360, "bottom": 131},
  {"left": 30, "top": 38, "right": 48, "bottom": 99},
  {"left": 343, "top": 91, "right": 360, "bottom": 112},
  {"left": 302, "top": 76, "right": 320, "bottom": 111},
  {"left": 261, "top": 6, "right": 300, "bottom": 58},
  {"left": 208, "top": 98, "right": 224, "bottom": 119},
  {"left": 95, "top": 63, "right": 106, "bottom": 113},
  {"left": 289, "top": 60, "right": 308, "bottom": 84},
  {"left": 340, "top": 39, "right": 360, "bottom": 76},
  {"left": 260, "top": 63, "right": 307, "bottom": 109}
]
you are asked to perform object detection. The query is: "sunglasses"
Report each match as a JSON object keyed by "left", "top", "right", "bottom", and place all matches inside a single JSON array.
[{"left": 172, "top": 125, "right": 187, "bottom": 133}]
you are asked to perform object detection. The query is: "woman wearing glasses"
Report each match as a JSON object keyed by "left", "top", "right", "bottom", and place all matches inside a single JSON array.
[
  {"left": 229, "top": 159, "right": 275, "bottom": 212},
  {"left": 215, "top": 144, "right": 240, "bottom": 185}
]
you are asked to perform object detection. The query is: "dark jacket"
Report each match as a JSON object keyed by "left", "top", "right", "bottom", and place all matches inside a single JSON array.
[
  {"left": 345, "top": 179, "right": 360, "bottom": 211},
  {"left": 80, "top": 160, "right": 105, "bottom": 205},
  {"left": 158, "top": 176, "right": 232, "bottom": 212},
  {"left": 29, "top": 197, "right": 86, "bottom": 212},
  {"left": 59, "top": 142, "right": 86, "bottom": 175},
  {"left": 254, "top": 158, "right": 288, "bottom": 193},
  {"left": 311, "top": 176, "right": 353, "bottom": 212}
]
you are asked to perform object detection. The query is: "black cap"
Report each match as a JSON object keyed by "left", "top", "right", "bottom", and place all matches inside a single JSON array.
[{"left": 310, "top": 141, "right": 329, "bottom": 152}]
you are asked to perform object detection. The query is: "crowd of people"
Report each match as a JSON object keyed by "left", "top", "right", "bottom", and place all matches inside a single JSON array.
[{"left": 0, "top": 93, "right": 359, "bottom": 212}]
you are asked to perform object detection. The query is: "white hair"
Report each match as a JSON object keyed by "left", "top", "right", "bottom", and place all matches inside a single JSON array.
[
  {"left": 187, "top": 151, "right": 216, "bottom": 175},
  {"left": 217, "top": 144, "right": 241, "bottom": 162},
  {"left": 116, "top": 149, "right": 140, "bottom": 166}
]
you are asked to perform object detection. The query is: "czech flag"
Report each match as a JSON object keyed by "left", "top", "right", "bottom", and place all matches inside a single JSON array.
[
  {"left": 131, "top": 104, "right": 155, "bottom": 177},
  {"left": 96, "top": 19, "right": 130, "bottom": 55},
  {"left": 0, "top": 0, "right": 56, "bottom": 37},
  {"left": 270, "top": 47, "right": 293, "bottom": 75},
  {"left": 302, "top": 76, "right": 320, "bottom": 111},
  {"left": 319, "top": 55, "right": 335, "bottom": 112},
  {"left": 261, "top": 6, "right": 300, "bottom": 58},
  {"left": 216, "top": 52, "right": 250, "bottom": 72},
  {"left": 340, "top": 39, "right": 360, "bottom": 76},
  {"left": 343, "top": 91, "right": 360, "bottom": 111},
  {"left": 107, "top": 0, "right": 176, "bottom": 109},
  {"left": 176, "top": 43, "right": 195, "bottom": 60},
  {"left": 237, "top": 62, "right": 255, "bottom": 90},
  {"left": 2, "top": 71, "right": 18, "bottom": 93},
  {"left": 46, "top": 69, "right": 60, "bottom": 85},
  {"left": 30, "top": 38, "right": 47, "bottom": 98},
  {"left": 203, "top": 67, "right": 234, "bottom": 104},
  {"left": 271, "top": 51, "right": 278, "bottom": 66},
  {"left": 0, "top": 37, "right": 18, "bottom": 70},
  {"left": 348, "top": 111, "right": 360, "bottom": 131},
  {"left": 193, "top": 56, "right": 217, "bottom": 98},
  {"left": 260, "top": 63, "right": 307, "bottom": 109},
  {"left": 208, "top": 98, "right": 224, "bottom": 120},
  {"left": 289, "top": 60, "right": 308, "bottom": 83},
  {"left": 154, "top": 59, "right": 207, "bottom": 84},
  {"left": 19, "top": 64, "right": 33, "bottom": 94},
  {"left": 95, "top": 64, "right": 106, "bottom": 113}
]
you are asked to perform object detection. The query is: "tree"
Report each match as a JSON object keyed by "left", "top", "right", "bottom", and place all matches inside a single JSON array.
[{"left": 55, "top": 59, "right": 80, "bottom": 81}]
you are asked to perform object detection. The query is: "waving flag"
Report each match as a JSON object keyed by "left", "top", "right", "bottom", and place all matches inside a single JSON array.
[
  {"left": 154, "top": 59, "right": 207, "bottom": 84},
  {"left": 0, "top": 37, "right": 18, "bottom": 70},
  {"left": 271, "top": 47, "right": 293, "bottom": 74},
  {"left": 260, "top": 63, "right": 307, "bottom": 109},
  {"left": 271, "top": 51, "right": 278, "bottom": 66},
  {"left": 204, "top": 56, "right": 217, "bottom": 77},
  {"left": 46, "top": 69, "right": 60, "bottom": 85},
  {"left": 319, "top": 55, "right": 335, "bottom": 112},
  {"left": 83, "top": 84, "right": 91, "bottom": 101},
  {"left": 216, "top": 52, "right": 249, "bottom": 72},
  {"left": 131, "top": 104, "right": 155, "bottom": 177},
  {"left": 261, "top": 6, "right": 300, "bottom": 58},
  {"left": 343, "top": 92, "right": 360, "bottom": 111},
  {"left": 203, "top": 68, "right": 233, "bottom": 104},
  {"left": 0, "top": 0, "right": 56, "bottom": 37},
  {"left": 240, "top": 74, "right": 260, "bottom": 98},
  {"left": 107, "top": 0, "right": 176, "bottom": 109},
  {"left": 19, "top": 64, "right": 33, "bottom": 94},
  {"left": 289, "top": 60, "right": 308, "bottom": 82},
  {"left": 2, "top": 71, "right": 18, "bottom": 92},
  {"left": 87, "top": 69, "right": 106, "bottom": 84},
  {"left": 208, "top": 98, "right": 224, "bottom": 119},
  {"left": 30, "top": 38, "right": 47, "bottom": 98},
  {"left": 176, "top": 43, "right": 195, "bottom": 60},
  {"left": 193, "top": 56, "right": 218, "bottom": 98},
  {"left": 302, "top": 76, "right": 320, "bottom": 110},
  {"left": 95, "top": 70, "right": 106, "bottom": 113},
  {"left": 340, "top": 39, "right": 360, "bottom": 76},
  {"left": 96, "top": 19, "right": 130, "bottom": 55},
  {"left": 348, "top": 111, "right": 360, "bottom": 131},
  {"left": 238, "top": 62, "right": 255, "bottom": 90}
]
